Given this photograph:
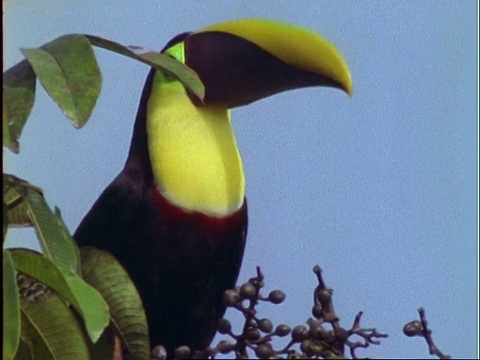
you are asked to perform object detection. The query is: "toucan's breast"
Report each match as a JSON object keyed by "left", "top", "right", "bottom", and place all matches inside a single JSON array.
[{"left": 138, "top": 185, "right": 248, "bottom": 350}]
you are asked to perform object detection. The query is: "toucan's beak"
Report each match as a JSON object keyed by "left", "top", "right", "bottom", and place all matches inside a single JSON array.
[{"left": 164, "top": 19, "right": 352, "bottom": 108}]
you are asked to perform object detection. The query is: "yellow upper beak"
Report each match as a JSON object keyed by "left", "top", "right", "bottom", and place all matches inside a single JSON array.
[{"left": 199, "top": 19, "right": 352, "bottom": 96}]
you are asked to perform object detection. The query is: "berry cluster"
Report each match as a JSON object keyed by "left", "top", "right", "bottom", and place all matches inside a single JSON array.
[
  {"left": 159, "top": 265, "right": 449, "bottom": 359},
  {"left": 187, "top": 265, "right": 388, "bottom": 359}
]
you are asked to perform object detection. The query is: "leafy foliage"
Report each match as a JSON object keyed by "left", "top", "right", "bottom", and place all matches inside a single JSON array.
[
  {"left": 20, "top": 286, "right": 90, "bottom": 360},
  {"left": 81, "top": 247, "right": 150, "bottom": 360},
  {"left": 3, "top": 250, "right": 21, "bottom": 359},
  {"left": 3, "top": 33, "right": 204, "bottom": 153}
]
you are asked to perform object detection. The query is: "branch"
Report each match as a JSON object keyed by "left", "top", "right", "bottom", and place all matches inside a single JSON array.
[{"left": 403, "top": 307, "right": 451, "bottom": 359}]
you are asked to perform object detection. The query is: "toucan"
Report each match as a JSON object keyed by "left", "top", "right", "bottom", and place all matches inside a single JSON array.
[{"left": 74, "top": 18, "right": 352, "bottom": 357}]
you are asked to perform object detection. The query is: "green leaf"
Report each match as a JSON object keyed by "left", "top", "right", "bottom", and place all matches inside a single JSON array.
[
  {"left": 3, "top": 176, "right": 32, "bottom": 228},
  {"left": 54, "top": 207, "right": 82, "bottom": 275},
  {"left": 2, "top": 59, "right": 36, "bottom": 154},
  {"left": 20, "top": 313, "right": 53, "bottom": 360},
  {"left": 21, "top": 34, "right": 101, "bottom": 128},
  {"left": 20, "top": 292, "right": 89, "bottom": 360},
  {"left": 11, "top": 249, "right": 109, "bottom": 343},
  {"left": 24, "top": 186, "right": 79, "bottom": 273},
  {"left": 3, "top": 250, "right": 21, "bottom": 360},
  {"left": 85, "top": 34, "right": 205, "bottom": 101},
  {"left": 81, "top": 247, "right": 150, "bottom": 360}
]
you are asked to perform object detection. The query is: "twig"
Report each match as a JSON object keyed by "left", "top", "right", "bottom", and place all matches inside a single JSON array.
[{"left": 417, "top": 307, "right": 451, "bottom": 359}]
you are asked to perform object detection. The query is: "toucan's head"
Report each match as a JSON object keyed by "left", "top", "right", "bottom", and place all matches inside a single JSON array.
[
  {"left": 161, "top": 18, "right": 352, "bottom": 108},
  {"left": 141, "top": 18, "right": 352, "bottom": 216}
]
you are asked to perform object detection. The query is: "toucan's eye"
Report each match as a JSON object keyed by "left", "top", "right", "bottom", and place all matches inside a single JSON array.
[{"left": 162, "top": 70, "right": 176, "bottom": 82}]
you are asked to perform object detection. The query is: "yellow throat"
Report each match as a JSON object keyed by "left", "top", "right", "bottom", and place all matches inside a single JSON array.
[{"left": 146, "top": 69, "right": 245, "bottom": 217}]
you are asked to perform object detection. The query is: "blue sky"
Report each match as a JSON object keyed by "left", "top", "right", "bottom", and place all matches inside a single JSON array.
[{"left": 4, "top": 1, "right": 478, "bottom": 358}]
